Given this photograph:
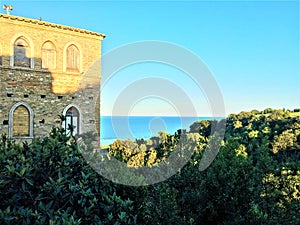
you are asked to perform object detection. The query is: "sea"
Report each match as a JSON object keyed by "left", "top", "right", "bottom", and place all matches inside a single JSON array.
[{"left": 100, "top": 116, "right": 220, "bottom": 146}]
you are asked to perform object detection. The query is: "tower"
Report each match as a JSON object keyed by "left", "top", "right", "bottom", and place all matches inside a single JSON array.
[{"left": 0, "top": 13, "right": 105, "bottom": 140}]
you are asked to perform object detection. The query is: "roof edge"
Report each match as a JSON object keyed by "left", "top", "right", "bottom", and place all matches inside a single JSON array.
[{"left": 0, "top": 13, "right": 106, "bottom": 38}]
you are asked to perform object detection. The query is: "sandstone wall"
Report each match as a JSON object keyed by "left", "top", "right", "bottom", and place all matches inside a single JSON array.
[{"left": 0, "top": 14, "right": 104, "bottom": 140}]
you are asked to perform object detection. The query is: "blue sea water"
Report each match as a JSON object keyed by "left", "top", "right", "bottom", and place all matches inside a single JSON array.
[{"left": 100, "top": 116, "right": 219, "bottom": 146}]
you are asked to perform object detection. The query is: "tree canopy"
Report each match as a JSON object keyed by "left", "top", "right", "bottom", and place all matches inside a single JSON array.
[{"left": 0, "top": 108, "right": 299, "bottom": 224}]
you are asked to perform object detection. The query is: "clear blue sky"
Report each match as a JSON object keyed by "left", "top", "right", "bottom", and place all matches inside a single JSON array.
[{"left": 4, "top": 0, "right": 300, "bottom": 116}]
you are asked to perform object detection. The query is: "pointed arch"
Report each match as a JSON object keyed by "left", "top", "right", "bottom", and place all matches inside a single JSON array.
[
  {"left": 11, "top": 35, "right": 34, "bottom": 68},
  {"left": 0, "top": 44, "right": 2, "bottom": 66},
  {"left": 41, "top": 41, "right": 56, "bottom": 69},
  {"left": 63, "top": 42, "right": 82, "bottom": 73},
  {"left": 9, "top": 102, "right": 34, "bottom": 138},
  {"left": 62, "top": 104, "right": 82, "bottom": 136},
  {"left": 66, "top": 44, "right": 80, "bottom": 72}
]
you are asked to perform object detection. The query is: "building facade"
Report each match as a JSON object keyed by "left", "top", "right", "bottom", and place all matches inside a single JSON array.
[{"left": 0, "top": 13, "right": 105, "bottom": 140}]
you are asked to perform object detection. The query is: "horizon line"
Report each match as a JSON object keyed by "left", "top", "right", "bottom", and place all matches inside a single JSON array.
[{"left": 100, "top": 115, "right": 226, "bottom": 117}]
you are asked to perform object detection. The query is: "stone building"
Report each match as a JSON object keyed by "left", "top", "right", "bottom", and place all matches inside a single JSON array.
[{"left": 0, "top": 13, "right": 105, "bottom": 140}]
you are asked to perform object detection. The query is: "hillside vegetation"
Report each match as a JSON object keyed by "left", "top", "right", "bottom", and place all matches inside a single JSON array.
[{"left": 0, "top": 108, "right": 299, "bottom": 224}]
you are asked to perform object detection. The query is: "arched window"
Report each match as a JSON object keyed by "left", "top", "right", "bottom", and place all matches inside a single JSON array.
[
  {"left": 66, "top": 44, "right": 80, "bottom": 72},
  {"left": 13, "top": 106, "right": 29, "bottom": 136},
  {"left": 0, "top": 45, "right": 2, "bottom": 66},
  {"left": 14, "top": 37, "right": 31, "bottom": 68},
  {"left": 42, "top": 41, "right": 56, "bottom": 69},
  {"left": 62, "top": 105, "right": 81, "bottom": 136},
  {"left": 9, "top": 102, "right": 34, "bottom": 138}
]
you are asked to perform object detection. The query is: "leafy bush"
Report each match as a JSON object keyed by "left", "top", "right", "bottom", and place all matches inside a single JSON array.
[
  {"left": 1, "top": 108, "right": 299, "bottom": 224},
  {"left": 0, "top": 127, "right": 137, "bottom": 225}
]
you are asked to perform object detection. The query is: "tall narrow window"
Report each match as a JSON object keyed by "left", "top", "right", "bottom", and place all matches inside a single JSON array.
[
  {"left": 9, "top": 102, "right": 34, "bottom": 138},
  {"left": 0, "top": 45, "right": 2, "bottom": 66},
  {"left": 14, "top": 38, "right": 31, "bottom": 68},
  {"left": 64, "top": 106, "right": 80, "bottom": 136},
  {"left": 13, "top": 105, "right": 29, "bottom": 137},
  {"left": 42, "top": 41, "right": 56, "bottom": 69},
  {"left": 66, "top": 44, "right": 80, "bottom": 72}
]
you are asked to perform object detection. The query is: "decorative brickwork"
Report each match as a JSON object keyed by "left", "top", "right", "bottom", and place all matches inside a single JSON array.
[{"left": 0, "top": 13, "right": 105, "bottom": 140}]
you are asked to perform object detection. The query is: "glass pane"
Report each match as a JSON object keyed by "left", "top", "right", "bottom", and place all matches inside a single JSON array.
[{"left": 72, "top": 116, "right": 78, "bottom": 135}]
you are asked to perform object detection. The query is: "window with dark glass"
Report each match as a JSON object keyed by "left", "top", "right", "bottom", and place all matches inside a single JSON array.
[
  {"left": 0, "top": 46, "right": 2, "bottom": 66},
  {"left": 14, "top": 38, "right": 30, "bottom": 67},
  {"left": 65, "top": 107, "right": 79, "bottom": 136}
]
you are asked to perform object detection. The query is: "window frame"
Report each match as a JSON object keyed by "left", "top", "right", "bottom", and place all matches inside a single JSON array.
[
  {"left": 13, "top": 38, "right": 31, "bottom": 68},
  {"left": 10, "top": 35, "right": 34, "bottom": 69},
  {"left": 63, "top": 43, "right": 81, "bottom": 73},
  {"left": 41, "top": 41, "right": 56, "bottom": 70},
  {"left": 0, "top": 44, "right": 2, "bottom": 66},
  {"left": 9, "top": 102, "right": 34, "bottom": 139},
  {"left": 62, "top": 104, "right": 82, "bottom": 136}
]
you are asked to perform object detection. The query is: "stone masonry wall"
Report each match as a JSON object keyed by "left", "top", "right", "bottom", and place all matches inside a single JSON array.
[
  {"left": 0, "top": 65, "right": 100, "bottom": 139},
  {"left": 0, "top": 14, "right": 104, "bottom": 140}
]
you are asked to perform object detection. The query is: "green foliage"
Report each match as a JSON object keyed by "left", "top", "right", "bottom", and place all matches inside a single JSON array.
[
  {"left": 106, "top": 108, "right": 299, "bottom": 224},
  {"left": 1, "top": 108, "right": 299, "bottom": 224},
  {"left": 0, "top": 128, "right": 137, "bottom": 225}
]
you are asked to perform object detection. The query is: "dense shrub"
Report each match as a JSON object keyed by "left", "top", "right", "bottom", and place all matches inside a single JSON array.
[
  {"left": 0, "top": 127, "right": 137, "bottom": 225},
  {"left": 1, "top": 109, "right": 299, "bottom": 224},
  {"left": 109, "top": 109, "right": 300, "bottom": 225}
]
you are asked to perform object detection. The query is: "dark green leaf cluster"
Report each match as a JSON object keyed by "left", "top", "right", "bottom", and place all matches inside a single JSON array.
[
  {"left": 1, "top": 108, "right": 299, "bottom": 224},
  {"left": 0, "top": 127, "right": 137, "bottom": 225}
]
